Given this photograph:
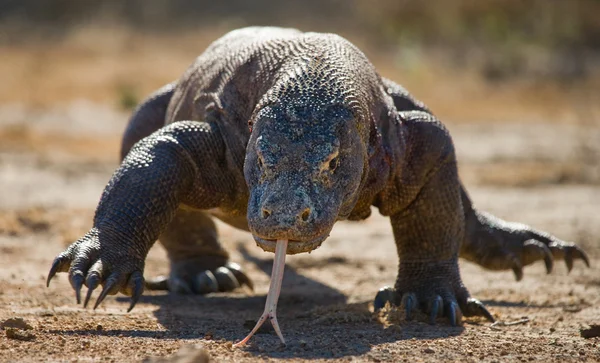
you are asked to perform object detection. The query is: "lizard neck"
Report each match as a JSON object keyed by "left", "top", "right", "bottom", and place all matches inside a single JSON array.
[{"left": 345, "top": 102, "right": 398, "bottom": 221}]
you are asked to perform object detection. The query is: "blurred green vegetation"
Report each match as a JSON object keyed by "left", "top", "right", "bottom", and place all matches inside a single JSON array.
[
  {"left": 0, "top": 0, "right": 598, "bottom": 82},
  {"left": 116, "top": 83, "right": 139, "bottom": 111},
  {"left": 360, "top": 0, "right": 600, "bottom": 82},
  {"left": 363, "top": 0, "right": 599, "bottom": 49}
]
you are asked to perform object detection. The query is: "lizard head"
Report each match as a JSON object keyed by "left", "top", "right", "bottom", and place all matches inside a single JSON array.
[{"left": 245, "top": 101, "right": 369, "bottom": 254}]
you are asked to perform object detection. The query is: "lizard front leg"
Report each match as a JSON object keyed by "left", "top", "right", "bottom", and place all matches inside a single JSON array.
[
  {"left": 374, "top": 111, "right": 493, "bottom": 325},
  {"left": 47, "top": 121, "right": 240, "bottom": 310},
  {"left": 382, "top": 78, "right": 590, "bottom": 282}
]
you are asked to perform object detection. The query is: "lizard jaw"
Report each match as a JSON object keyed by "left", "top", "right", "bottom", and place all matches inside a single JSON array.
[{"left": 252, "top": 235, "right": 327, "bottom": 255}]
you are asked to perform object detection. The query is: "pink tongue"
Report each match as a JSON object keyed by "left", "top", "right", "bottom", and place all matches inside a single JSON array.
[{"left": 234, "top": 239, "right": 288, "bottom": 347}]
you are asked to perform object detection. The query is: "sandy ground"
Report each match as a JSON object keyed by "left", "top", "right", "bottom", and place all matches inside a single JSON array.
[{"left": 0, "top": 101, "right": 598, "bottom": 363}]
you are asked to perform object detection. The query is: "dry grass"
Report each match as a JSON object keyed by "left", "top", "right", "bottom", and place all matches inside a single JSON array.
[
  {"left": 0, "top": 124, "right": 120, "bottom": 162},
  {"left": 0, "top": 26, "right": 222, "bottom": 107},
  {"left": 1, "top": 26, "right": 598, "bottom": 125},
  {"left": 0, "top": 207, "right": 93, "bottom": 246}
]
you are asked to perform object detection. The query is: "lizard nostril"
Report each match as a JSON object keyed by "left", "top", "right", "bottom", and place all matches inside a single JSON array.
[
  {"left": 300, "top": 208, "right": 311, "bottom": 222},
  {"left": 262, "top": 208, "right": 271, "bottom": 219}
]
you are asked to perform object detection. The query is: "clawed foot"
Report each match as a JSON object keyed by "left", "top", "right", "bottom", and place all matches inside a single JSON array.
[
  {"left": 145, "top": 260, "right": 253, "bottom": 295},
  {"left": 374, "top": 286, "right": 494, "bottom": 326},
  {"left": 47, "top": 228, "right": 146, "bottom": 312},
  {"left": 373, "top": 261, "right": 494, "bottom": 326},
  {"left": 47, "top": 228, "right": 253, "bottom": 312},
  {"left": 463, "top": 211, "right": 590, "bottom": 281}
]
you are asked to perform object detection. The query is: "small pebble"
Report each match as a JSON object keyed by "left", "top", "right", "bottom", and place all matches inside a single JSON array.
[
  {"left": 6, "top": 327, "right": 36, "bottom": 341},
  {"left": 1, "top": 317, "right": 33, "bottom": 330}
]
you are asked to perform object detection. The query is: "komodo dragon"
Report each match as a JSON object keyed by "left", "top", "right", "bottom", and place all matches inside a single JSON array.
[{"left": 47, "top": 27, "right": 589, "bottom": 326}]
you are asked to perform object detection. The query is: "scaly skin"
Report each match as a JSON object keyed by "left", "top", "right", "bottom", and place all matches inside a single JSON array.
[{"left": 48, "top": 27, "right": 589, "bottom": 325}]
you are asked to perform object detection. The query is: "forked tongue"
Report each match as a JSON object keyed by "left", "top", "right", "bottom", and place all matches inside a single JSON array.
[{"left": 234, "top": 239, "right": 288, "bottom": 347}]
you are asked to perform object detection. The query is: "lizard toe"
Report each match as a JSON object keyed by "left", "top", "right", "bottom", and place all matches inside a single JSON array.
[
  {"left": 446, "top": 301, "right": 463, "bottom": 327},
  {"left": 549, "top": 242, "right": 590, "bottom": 272},
  {"left": 225, "top": 262, "right": 254, "bottom": 291},
  {"left": 93, "top": 271, "right": 126, "bottom": 309},
  {"left": 69, "top": 272, "right": 85, "bottom": 305},
  {"left": 373, "top": 286, "right": 397, "bottom": 311},
  {"left": 147, "top": 260, "right": 252, "bottom": 295},
  {"left": 192, "top": 270, "right": 218, "bottom": 294},
  {"left": 424, "top": 293, "right": 464, "bottom": 326},
  {"left": 374, "top": 285, "right": 474, "bottom": 326},
  {"left": 83, "top": 272, "right": 101, "bottom": 308},
  {"left": 213, "top": 267, "right": 240, "bottom": 292},
  {"left": 168, "top": 276, "right": 194, "bottom": 294},
  {"left": 427, "top": 295, "right": 444, "bottom": 324},
  {"left": 522, "top": 239, "right": 553, "bottom": 273},
  {"left": 47, "top": 253, "right": 72, "bottom": 287},
  {"left": 400, "top": 292, "right": 417, "bottom": 321},
  {"left": 462, "top": 297, "right": 495, "bottom": 322},
  {"left": 124, "top": 271, "right": 145, "bottom": 312}
]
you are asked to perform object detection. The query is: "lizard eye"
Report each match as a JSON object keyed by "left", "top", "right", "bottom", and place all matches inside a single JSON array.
[{"left": 328, "top": 156, "right": 338, "bottom": 172}]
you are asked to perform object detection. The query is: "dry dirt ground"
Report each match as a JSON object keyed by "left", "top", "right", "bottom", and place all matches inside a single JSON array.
[
  {"left": 1, "top": 33, "right": 600, "bottom": 362},
  {"left": 1, "top": 103, "right": 599, "bottom": 363}
]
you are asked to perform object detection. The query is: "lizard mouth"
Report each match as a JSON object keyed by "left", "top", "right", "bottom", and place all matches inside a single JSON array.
[{"left": 252, "top": 235, "right": 328, "bottom": 255}]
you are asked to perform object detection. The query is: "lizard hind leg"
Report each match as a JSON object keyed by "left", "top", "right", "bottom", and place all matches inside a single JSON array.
[{"left": 145, "top": 208, "right": 253, "bottom": 294}]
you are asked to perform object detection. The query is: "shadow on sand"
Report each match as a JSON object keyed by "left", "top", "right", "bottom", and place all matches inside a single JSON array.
[{"left": 51, "top": 247, "right": 465, "bottom": 359}]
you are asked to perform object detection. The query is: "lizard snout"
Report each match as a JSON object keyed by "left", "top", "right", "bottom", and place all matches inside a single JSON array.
[
  {"left": 259, "top": 190, "right": 315, "bottom": 228},
  {"left": 247, "top": 179, "right": 334, "bottom": 249}
]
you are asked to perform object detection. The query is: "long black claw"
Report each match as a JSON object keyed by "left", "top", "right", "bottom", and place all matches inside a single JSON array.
[
  {"left": 94, "top": 278, "right": 118, "bottom": 310},
  {"left": 84, "top": 274, "right": 100, "bottom": 308},
  {"left": 543, "top": 252, "right": 553, "bottom": 274},
  {"left": 447, "top": 303, "right": 456, "bottom": 326},
  {"left": 401, "top": 293, "right": 416, "bottom": 321},
  {"left": 128, "top": 272, "right": 144, "bottom": 313},
  {"left": 539, "top": 242, "right": 554, "bottom": 274},
  {"left": 373, "top": 286, "right": 396, "bottom": 311},
  {"left": 511, "top": 255, "right": 523, "bottom": 281},
  {"left": 552, "top": 243, "right": 590, "bottom": 272},
  {"left": 47, "top": 256, "right": 68, "bottom": 287},
  {"left": 193, "top": 270, "right": 219, "bottom": 294},
  {"left": 523, "top": 239, "right": 553, "bottom": 274},
  {"left": 579, "top": 248, "right": 591, "bottom": 268},
  {"left": 225, "top": 262, "right": 254, "bottom": 291},
  {"left": 214, "top": 267, "right": 240, "bottom": 292},
  {"left": 70, "top": 273, "right": 85, "bottom": 305},
  {"left": 565, "top": 249, "right": 574, "bottom": 272},
  {"left": 564, "top": 244, "right": 590, "bottom": 272},
  {"left": 429, "top": 296, "right": 443, "bottom": 325},
  {"left": 446, "top": 301, "right": 462, "bottom": 326},
  {"left": 512, "top": 264, "right": 523, "bottom": 282},
  {"left": 464, "top": 298, "right": 495, "bottom": 322}
]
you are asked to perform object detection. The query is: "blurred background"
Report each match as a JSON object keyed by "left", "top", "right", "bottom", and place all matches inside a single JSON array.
[{"left": 1, "top": 0, "right": 599, "bottom": 118}]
